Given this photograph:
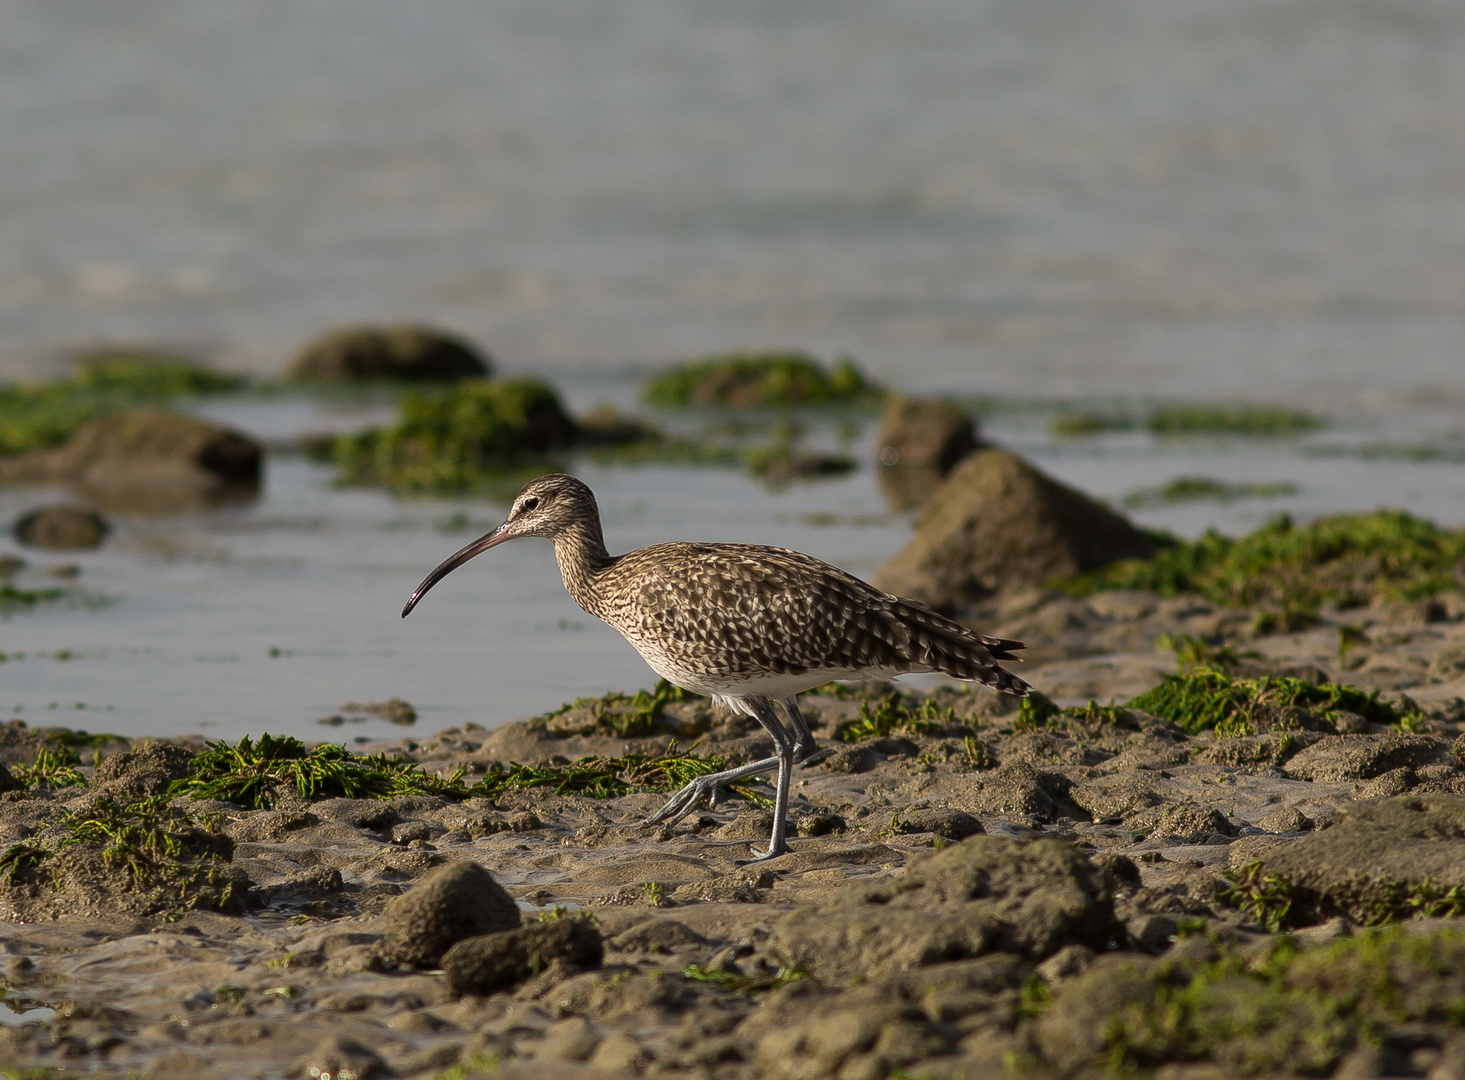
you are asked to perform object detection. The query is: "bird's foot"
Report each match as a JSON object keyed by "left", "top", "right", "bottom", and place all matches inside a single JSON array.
[
  {"left": 737, "top": 842, "right": 791, "bottom": 865},
  {"left": 643, "top": 776, "right": 721, "bottom": 828}
]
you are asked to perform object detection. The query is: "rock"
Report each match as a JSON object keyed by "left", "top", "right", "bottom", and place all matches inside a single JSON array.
[
  {"left": 875, "top": 395, "right": 980, "bottom": 510},
  {"left": 1250, "top": 795, "right": 1465, "bottom": 924},
  {"left": 1147, "top": 806, "right": 1237, "bottom": 842},
  {"left": 12, "top": 506, "right": 108, "bottom": 550},
  {"left": 377, "top": 860, "right": 521, "bottom": 969},
  {"left": 292, "top": 1035, "right": 390, "bottom": 1080},
  {"left": 443, "top": 919, "right": 603, "bottom": 996},
  {"left": 770, "top": 835, "right": 1120, "bottom": 984},
  {"left": 1282, "top": 733, "right": 1459, "bottom": 783},
  {"left": 290, "top": 324, "right": 491, "bottom": 381},
  {"left": 1033, "top": 954, "right": 1158, "bottom": 1073},
  {"left": 1257, "top": 806, "right": 1312, "bottom": 833},
  {"left": 0, "top": 408, "right": 261, "bottom": 511},
  {"left": 91, "top": 743, "right": 195, "bottom": 798},
  {"left": 898, "top": 808, "right": 985, "bottom": 840},
  {"left": 947, "top": 762, "right": 1075, "bottom": 823},
  {"left": 822, "top": 747, "right": 877, "bottom": 774},
  {"left": 872, "top": 447, "right": 1159, "bottom": 608},
  {"left": 797, "top": 813, "right": 847, "bottom": 837}
]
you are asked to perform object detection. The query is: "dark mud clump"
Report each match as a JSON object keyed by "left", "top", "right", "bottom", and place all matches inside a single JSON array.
[
  {"left": 0, "top": 796, "right": 247, "bottom": 919},
  {"left": 643, "top": 350, "right": 881, "bottom": 408},
  {"left": 378, "top": 860, "right": 522, "bottom": 969},
  {"left": 444, "top": 916, "right": 604, "bottom": 995},
  {"left": 289, "top": 323, "right": 492, "bottom": 381}
]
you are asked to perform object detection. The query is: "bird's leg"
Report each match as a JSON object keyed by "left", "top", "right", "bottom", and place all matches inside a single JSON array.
[
  {"left": 740, "top": 697, "right": 794, "bottom": 862},
  {"left": 643, "top": 754, "right": 780, "bottom": 827},
  {"left": 781, "top": 698, "right": 818, "bottom": 762}
]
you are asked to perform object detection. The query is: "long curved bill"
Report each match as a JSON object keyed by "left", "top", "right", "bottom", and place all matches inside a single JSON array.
[{"left": 401, "top": 523, "right": 513, "bottom": 618}]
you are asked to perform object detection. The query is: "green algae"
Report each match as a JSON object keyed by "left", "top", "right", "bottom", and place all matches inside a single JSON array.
[
  {"left": 543, "top": 679, "right": 700, "bottom": 739},
  {"left": 1148, "top": 404, "right": 1321, "bottom": 437},
  {"left": 1051, "top": 412, "right": 1136, "bottom": 437},
  {"left": 1098, "top": 928, "right": 1465, "bottom": 1075},
  {"left": 1125, "top": 669, "right": 1411, "bottom": 736},
  {"left": 682, "top": 963, "right": 809, "bottom": 995},
  {"left": 10, "top": 746, "right": 85, "bottom": 790},
  {"left": 330, "top": 378, "right": 578, "bottom": 491},
  {"left": 1058, "top": 510, "right": 1465, "bottom": 616},
  {"left": 465, "top": 743, "right": 765, "bottom": 804},
  {"left": 0, "top": 795, "right": 242, "bottom": 915},
  {"left": 1122, "top": 476, "right": 1298, "bottom": 509},
  {"left": 834, "top": 692, "right": 963, "bottom": 743},
  {"left": 168, "top": 733, "right": 462, "bottom": 810},
  {"left": 643, "top": 351, "right": 881, "bottom": 408},
  {"left": 1010, "top": 691, "right": 1130, "bottom": 732},
  {"left": 0, "top": 352, "right": 245, "bottom": 457}
]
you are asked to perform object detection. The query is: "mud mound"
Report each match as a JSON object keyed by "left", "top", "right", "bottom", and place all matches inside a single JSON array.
[
  {"left": 874, "top": 394, "right": 980, "bottom": 510},
  {"left": 770, "top": 836, "right": 1120, "bottom": 983},
  {"left": 0, "top": 408, "right": 261, "bottom": 510},
  {"left": 1281, "top": 732, "right": 1460, "bottom": 782},
  {"left": 378, "top": 860, "right": 522, "bottom": 969},
  {"left": 91, "top": 743, "right": 195, "bottom": 799},
  {"left": 1246, "top": 795, "right": 1465, "bottom": 925},
  {"left": 290, "top": 324, "right": 491, "bottom": 381},
  {"left": 873, "top": 447, "right": 1159, "bottom": 608}
]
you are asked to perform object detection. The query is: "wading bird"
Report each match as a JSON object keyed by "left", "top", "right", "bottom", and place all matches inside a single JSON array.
[{"left": 402, "top": 473, "right": 1028, "bottom": 861}]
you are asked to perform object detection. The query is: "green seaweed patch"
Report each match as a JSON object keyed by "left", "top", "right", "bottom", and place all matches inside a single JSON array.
[
  {"left": 744, "top": 446, "right": 856, "bottom": 486},
  {"left": 543, "top": 679, "right": 701, "bottom": 739},
  {"left": 834, "top": 692, "right": 964, "bottom": 743},
  {"left": 1156, "top": 631, "right": 1261, "bottom": 674},
  {"left": 0, "top": 352, "right": 245, "bottom": 457},
  {"left": 1011, "top": 691, "right": 1133, "bottom": 732},
  {"left": 330, "top": 378, "right": 578, "bottom": 492},
  {"left": 0, "top": 795, "right": 244, "bottom": 915},
  {"left": 1225, "top": 860, "right": 1465, "bottom": 931},
  {"left": 1147, "top": 404, "right": 1321, "bottom": 437},
  {"left": 0, "top": 583, "right": 68, "bottom": 613},
  {"left": 643, "top": 352, "right": 881, "bottom": 408},
  {"left": 169, "top": 733, "right": 463, "bottom": 810},
  {"left": 1058, "top": 510, "right": 1465, "bottom": 615},
  {"left": 1126, "top": 669, "right": 1410, "bottom": 737},
  {"left": 682, "top": 963, "right": 809, "bottom": 995},
  {"left": 10, "top": 746, "right": 85, "bottom": 790},
  {"left": 466, "top": 743, "right": 766, "bottom": 805},
  {"left": 1098, "top": 928, "right": 1465, "bottom": 1075},
  {"left": 1051, "top": 412, "right": 1137, "bottom": 437},
  {"left": 1123, "top": 476, "right": 1298, "bottom": 509}
]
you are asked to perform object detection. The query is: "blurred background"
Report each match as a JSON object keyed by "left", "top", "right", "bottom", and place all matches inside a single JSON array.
[{"left": 2, "top": 0, "right": 1465, "bottom": 741}]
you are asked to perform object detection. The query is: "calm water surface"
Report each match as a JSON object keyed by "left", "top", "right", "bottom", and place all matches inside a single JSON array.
[{"left": 3, "top": 0, "right": 1465, "bottom": 739}]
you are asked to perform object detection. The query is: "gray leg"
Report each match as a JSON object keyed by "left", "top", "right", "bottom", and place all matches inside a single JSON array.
[
  {"left": 782, "top": 698, "right": 817, "bottom": 762},
  {"left": 740, "top": 697, "right": 794, "bottom": 862},
  {"left": 644, "top": 695, "right": 819, "bottom": 841}
]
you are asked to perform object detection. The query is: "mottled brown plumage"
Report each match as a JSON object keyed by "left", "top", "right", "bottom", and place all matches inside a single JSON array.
[{"left": 403, "top": 473, "right": 1029, "bottom": 860}]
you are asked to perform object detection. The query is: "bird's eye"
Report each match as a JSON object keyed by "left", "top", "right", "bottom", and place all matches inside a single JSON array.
[{"left": 520, "top": 496, "right": 540, "bottom": 512}]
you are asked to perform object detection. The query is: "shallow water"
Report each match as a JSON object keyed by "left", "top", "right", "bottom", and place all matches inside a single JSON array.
[
  {"left": 1, "top": 391, "right": 1463, "bottom": 743},
  {"left": 3, "top": 0, "right": 1465, "bottom": 740}
]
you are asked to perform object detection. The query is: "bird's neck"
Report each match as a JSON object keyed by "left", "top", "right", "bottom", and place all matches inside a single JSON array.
[{"left": 552, "top": 520, "right": 615, "bottom": 615}]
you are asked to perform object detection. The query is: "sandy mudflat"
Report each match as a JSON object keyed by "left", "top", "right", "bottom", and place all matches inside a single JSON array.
[{"left": 4, "top": 590, "right": 1465, "bottom": 1079}]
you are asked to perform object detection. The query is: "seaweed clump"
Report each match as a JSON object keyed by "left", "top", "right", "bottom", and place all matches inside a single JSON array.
[
  {"left": 1083, "top": 929, "right": 1465, "bottom": 1076},
  {"left": 543, "top": 680, "right": 700, "bottom": 739},
  {"left": 0, "top": 351, "right": 245, "bottom": 457},
  {"left": 0, "top": 796, "right": 246, "bottom": 916},
  {"left": 467, "top": 743, "right": 763, "bottom": 803},
  {"left": 1126, "top": 669, "right": 1410, "bottom": 736},
  {"left": 329, "top": 378, "right": 578, "bottom": 491},
  {"left": 1147, "top": 404, "right": 1321, "bottom": 436},
  {"left": 643, "top": 352, "right": 880, "bottom": 408},
  {"left": 1058, "top": 510, "right": 1465, "bottom": 617},
  {"left": 168, "top": 733, "right": 464, "bottom": 810},
  {"left": 834, "top": 692, "right": 964, "bottom": 743}
]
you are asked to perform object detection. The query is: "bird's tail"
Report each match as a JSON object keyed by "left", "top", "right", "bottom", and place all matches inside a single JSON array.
[{"left": 889, "top": 598, "right": 1032, "bottom": 697}]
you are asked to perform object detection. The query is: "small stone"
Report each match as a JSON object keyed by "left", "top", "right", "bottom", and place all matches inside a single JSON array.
[
  {"left": 391, "top": 821, "right": 433, "bottom": 845},
  {"left": 797, "top": 812, "right": 848, "bottom": 837},
  {"left": 1257, "top": 806, "right": 1311, "bottom": 833},
  {"left": 13, "top": 506, "right": 108, "bottom": 550},
  {"left": 377, "top": 860, "right": 521, "bottom": 969},
  {"left": 900, "top": 808, "right": 985, "bottom": 841},
  {"left": 443, "top": 919, "right": 603, "bottom": 996},
  {"left": 290, "top": 324, "right": 491, "bottom": 382},
  {"left": 292, "top": 1035, "right": 389, "bottom": 1080}
]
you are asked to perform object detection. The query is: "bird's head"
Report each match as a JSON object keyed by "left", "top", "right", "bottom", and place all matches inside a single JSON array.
[{"left": 401, "top": 473, "right": 598, "bottom": 617}]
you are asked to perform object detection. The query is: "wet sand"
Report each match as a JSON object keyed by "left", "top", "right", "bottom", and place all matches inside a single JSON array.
[{"left": 4, "top": 589, "right": 1465, "bottom": 1079}]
